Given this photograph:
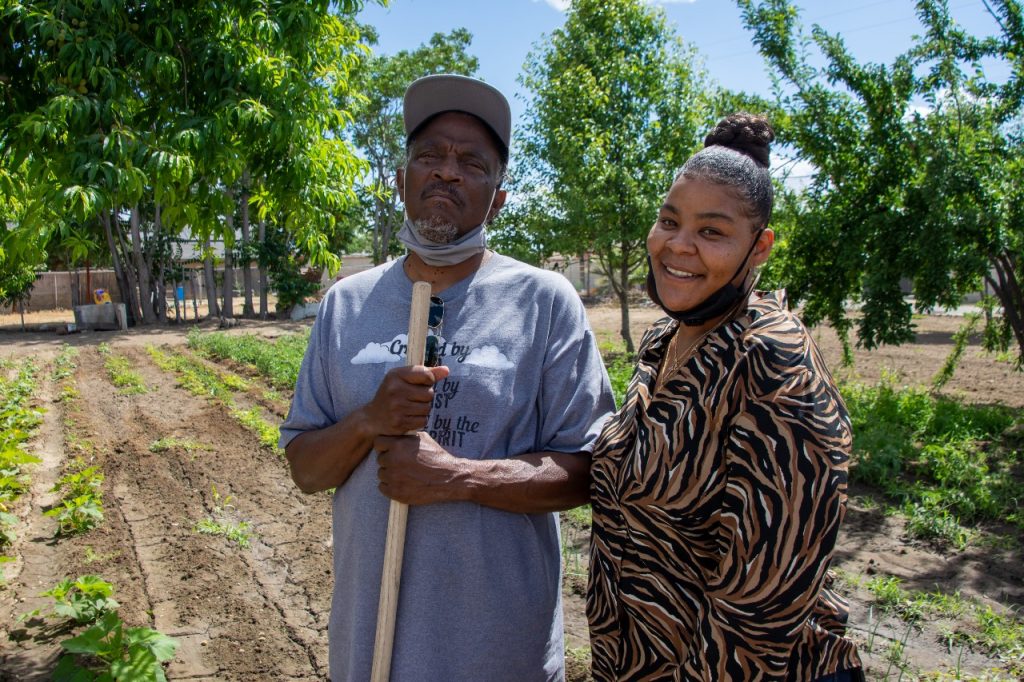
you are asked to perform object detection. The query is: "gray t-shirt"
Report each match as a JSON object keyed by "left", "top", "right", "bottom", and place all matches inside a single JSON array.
[{"left": 280, "top": 254, "right": 614, "bottom": 682}]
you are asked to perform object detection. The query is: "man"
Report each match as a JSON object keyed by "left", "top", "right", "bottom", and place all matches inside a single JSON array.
[{"left": 279, "top": 74, "right": 614, "bottom": 681}]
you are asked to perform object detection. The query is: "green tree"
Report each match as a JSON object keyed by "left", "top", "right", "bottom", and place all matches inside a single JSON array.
[
  {"left": 737, "top": 0, "right": 1024, "bottom": 367},
  {"left": 344, "top": 28, "right": 479, "bottom": 265},
  {"left": 520, "top": 0, "right": 717, "bottom": 351},
  {"left": 1, "top": 1, "right": 370, "bottom": 325}
]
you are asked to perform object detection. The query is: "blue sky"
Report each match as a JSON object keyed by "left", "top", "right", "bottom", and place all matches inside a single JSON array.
[{"left": 357, "top": 0, "right": 1008, "bottom": 131}]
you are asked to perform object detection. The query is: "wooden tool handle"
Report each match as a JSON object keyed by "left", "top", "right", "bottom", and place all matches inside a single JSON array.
[{"left": 371, "top": 280, "right": 432, "bottom": 682}]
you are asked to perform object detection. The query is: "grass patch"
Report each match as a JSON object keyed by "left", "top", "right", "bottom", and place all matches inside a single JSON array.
[
  {"left": 841, "top": 372, "right": 1022, "bottom": 547},
  {"left": 100, "top": 350, "right": 147, "bottom": 395},
  {"left": 598, "top": 341, "right": 635, "bottom": 406},
  {"left": 146, "top": 346, "right": 241, "bottom": 404},
  {"left": 230, "top": 406, "right": 282, "bottom": 454},
  {"left": 563, "top": 504, "right": 592, "bottom": 531},
  {"left": 186, "top": 328, "right": 309, "bottom": 389},
  {"left": 148, "top": 345, "right": 281, "bottom": 454},
  {"left": 860, "top": 571, "right": 1023, "bottom": 665},
  {"left": 149, "top": 437, "right": 212, "bottom": 454}
]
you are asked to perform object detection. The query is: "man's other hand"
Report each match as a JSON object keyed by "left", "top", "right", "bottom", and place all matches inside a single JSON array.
[{"left": 374, "top": 432, "right": 467, "bottom": 505}]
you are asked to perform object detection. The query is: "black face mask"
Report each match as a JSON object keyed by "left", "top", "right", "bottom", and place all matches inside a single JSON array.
[{"left": 646, "top": 227, "right": 765, "bottom": 326}]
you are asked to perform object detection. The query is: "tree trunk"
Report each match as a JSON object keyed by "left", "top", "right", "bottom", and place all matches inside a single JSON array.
[
  {"left": 989, "top": 251, "right": 1024, "bottom": 365},
  {"left": 70, "top": 267, "right": 81, "bottom": 309},
  {"left": 258, "top": 218, "right": 268, "bottom": 319},
  {"left": 618, "top": 253, "right": 634, "bottom": 354},
  {"left": 203, "top": 237, "right": 219, "bottom": 319},
  {"left": 241, "top": 170, "right": 254, "bottom": 317},
  {"left": 221, "top": 189, "right": 235, "bottom": 320},
  {"left": 152, "top": 204, "right": 167, "bottom": 323},
  {"left": 191, "top": 271, "right": 200, "bottom": 320},
  {"left": 103, "top": 210, "right": 139, "bottom": 326},
  {"left": 130, "top": 205, "right": 156, "bottom": 324}
]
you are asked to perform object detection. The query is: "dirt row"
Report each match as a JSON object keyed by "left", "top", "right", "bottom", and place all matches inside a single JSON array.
[{"left": 0, "top": 343, "right": 334, "bottom": 680}]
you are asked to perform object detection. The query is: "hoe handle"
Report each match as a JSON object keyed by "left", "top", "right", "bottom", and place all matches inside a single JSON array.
[{"left": 371, "top": 280, "right": 432, "bottom": 682}]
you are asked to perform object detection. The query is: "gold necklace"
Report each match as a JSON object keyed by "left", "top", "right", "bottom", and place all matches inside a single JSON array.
[{"left": 655, "top": 328, "right": 709, "bottom": 392}]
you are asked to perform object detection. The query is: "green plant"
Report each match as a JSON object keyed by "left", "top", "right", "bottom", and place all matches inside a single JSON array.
[
  {"left": 83, "top": 546, "right": 120, "bottom": 564},
  {"left": 148, "top": 346, "right": 284, "bottom": 454},
  {"left": 40, "top": 575, "right": 119, "bottom": 624},
  {"left": 46, "top": 496, "right": 104, "bottom": 536},
  {"left": 840, "top": 375, "right": 1022, "bottom": 545},
  {"left": 52, "top": 464, "right": 104, "bottom": 499},
  {"left": 148, "top": 437, "right": 211, "bottom": 454},
  {"left": 563, "top": 504, "right": 592, "bottom": 530},
  {"left": 103, "top": 353, "right": 148, "bottom": 395},
  {"left": 146, "top": 346, "right": 237, "bottom": 404},
  {"left": 973, "top": 605, "right": 1024, "bottom": 659},
  {"left": 902, "top": 501, "right": 974, "bottom": 551},
  {"left": 194, "top": 485, "right": 252, "bottom": 549},
  {"left": 230, "top": 406, "right": 281, "bottom": 454},
  {"left": 57, "top": 384, "right": 80, "bottom": 402},
  {"left": 52, "top": 345, "right": 80, "bottom": 381},
  {"left": 932, "top": 314, "right": 980, "bottom": 390},
  {"left": 195, "top": 517, "right": 252, "bottom": 548},
  {"left": 0, "top": 508, "right": 18, "bottom": 547},
  {"left": 53, "top": 610, "right": 178, "bottom": 682},
  {"left": 46, "top": 463, "right": 105, "bottom": 536},
  {"left": 0, "top": 361, "right": 43, "bottom": 551}
]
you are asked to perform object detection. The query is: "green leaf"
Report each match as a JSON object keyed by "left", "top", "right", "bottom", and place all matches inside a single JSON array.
[
  {"left": 127, "top": 626, "right": 179, "bottom": 662},
  {"left": 53, "top": 655, "right": 96, "bottom": 682}
]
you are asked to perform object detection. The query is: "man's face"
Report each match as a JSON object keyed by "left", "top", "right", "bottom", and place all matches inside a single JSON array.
[{"left": 397, "top": 112, "right": 507, "bottom": 241}]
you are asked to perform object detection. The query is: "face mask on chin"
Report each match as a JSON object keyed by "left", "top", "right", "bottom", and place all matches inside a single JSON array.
[
  {"left": 397, "top": 214, "right": 488, "bottom": 267},
  {"left": 398, "top": 175, "right": 498, "bottom": 267},
  {"left": 646, "top": 227, "right": 765, "bottom": 326}
]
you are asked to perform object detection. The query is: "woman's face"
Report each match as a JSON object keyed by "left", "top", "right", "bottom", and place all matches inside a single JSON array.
[{"left": 647, "top": 176, "right": 774, "bottom": 314}]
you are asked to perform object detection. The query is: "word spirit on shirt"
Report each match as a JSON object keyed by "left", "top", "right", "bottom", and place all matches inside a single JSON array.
[{"left": 429, "top": 414, "right": 481, "bottom": 449}]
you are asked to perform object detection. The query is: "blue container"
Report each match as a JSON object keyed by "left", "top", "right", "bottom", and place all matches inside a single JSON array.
[{"left": 175, "top": 286, "right": 185, "bottom": 301}]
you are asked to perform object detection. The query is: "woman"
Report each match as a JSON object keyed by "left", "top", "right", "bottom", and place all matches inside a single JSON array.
[{"left": 587, "top": 114, "right": 864, "bottom": 681}]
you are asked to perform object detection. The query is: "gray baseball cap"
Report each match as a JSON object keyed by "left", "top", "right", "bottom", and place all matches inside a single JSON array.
[{"left": 403, "top": 74, "right": 511, "bottom": 153}]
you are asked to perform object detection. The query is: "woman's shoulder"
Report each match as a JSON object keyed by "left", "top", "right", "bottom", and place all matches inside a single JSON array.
[{"left": 730, "top": 290, "right": 832, "bottom": 397}]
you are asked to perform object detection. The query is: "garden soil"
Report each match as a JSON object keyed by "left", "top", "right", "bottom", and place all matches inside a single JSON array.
[{"left": 0, "top": 303, "right": 1021, "bottom": 681}]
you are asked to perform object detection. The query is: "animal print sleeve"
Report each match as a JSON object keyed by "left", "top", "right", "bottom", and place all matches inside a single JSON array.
[{"left": 693, "top": 365, "right": 851, "bottom": 679}]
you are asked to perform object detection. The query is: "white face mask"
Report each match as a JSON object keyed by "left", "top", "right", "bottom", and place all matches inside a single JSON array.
[{"left": 397, "top": 215, "right": 488, "bottom": 267}]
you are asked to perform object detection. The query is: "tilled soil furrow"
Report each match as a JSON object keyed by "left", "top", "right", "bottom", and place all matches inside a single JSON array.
[
  {"left": 114, "top": 345, "right": 332, "bottom": 680},
  {"left": 0, "top": 367, "right": 68, "bottom": 680}
]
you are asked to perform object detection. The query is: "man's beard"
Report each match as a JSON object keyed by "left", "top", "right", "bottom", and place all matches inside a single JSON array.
[{"left": 413, "top": 216, "right": 459, "bottom": 244}]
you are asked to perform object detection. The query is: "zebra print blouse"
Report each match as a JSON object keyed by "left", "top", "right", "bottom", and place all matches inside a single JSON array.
[{"left": 588, "top": 290, "right": 862, "bottom": 681}]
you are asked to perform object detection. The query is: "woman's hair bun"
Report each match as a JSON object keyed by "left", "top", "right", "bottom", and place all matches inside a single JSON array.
[{"left": 703, "top": 113, "right": 774, "bottom": 168}]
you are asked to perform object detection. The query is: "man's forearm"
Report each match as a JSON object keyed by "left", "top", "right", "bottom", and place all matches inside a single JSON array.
[
  {"left": 457, "top": 451, "right": 592, "bottom": 514},
  {"left": 285, "top": 408, "right": 376, "bottom": 494}
]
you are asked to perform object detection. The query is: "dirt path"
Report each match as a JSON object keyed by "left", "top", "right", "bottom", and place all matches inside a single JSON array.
[
  {"left": 1, "top": 308, "right": 1022, "bottom": 680},
  {"left": 1, "top": 339, "right": 334, "bottom": 680}
]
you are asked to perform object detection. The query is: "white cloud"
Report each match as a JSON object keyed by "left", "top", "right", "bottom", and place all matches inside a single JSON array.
[
  {"left": 351, "top": 336, "right": 404, "bottom": 365},
  {"left": 533, "top": 0, "right": 570, "bottom": 11},
  {"left": 771, "top": 152, "right": 817, "bottom": 191},
  {"left": 464, "top": 345, "right": 514, "bottom": 369}
]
